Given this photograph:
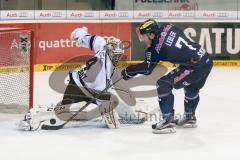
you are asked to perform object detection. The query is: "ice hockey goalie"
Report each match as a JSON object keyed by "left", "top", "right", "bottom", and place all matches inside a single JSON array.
[{"left": 18, "top": 26, "right": 147, "bottom": 131}]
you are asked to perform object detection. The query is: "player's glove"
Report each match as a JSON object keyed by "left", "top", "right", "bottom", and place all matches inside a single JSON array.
[{"left": 121, "top": 69, "right": 132, "bottom": 80}]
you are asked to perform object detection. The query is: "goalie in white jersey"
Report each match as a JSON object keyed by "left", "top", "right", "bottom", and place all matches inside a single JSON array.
[
  {"left": 18, "top": 27, "right": 145, "bottom": 131},
  {"left": 60, "top": 26, "right": 124, "bottom": 129}
]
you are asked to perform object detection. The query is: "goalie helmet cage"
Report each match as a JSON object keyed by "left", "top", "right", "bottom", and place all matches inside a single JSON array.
[{"left": 0, "top": 28, "right": 34, "bottom": 113}]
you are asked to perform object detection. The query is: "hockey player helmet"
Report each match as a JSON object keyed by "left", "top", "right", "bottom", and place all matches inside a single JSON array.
[
  {"left": 104, "top": 37, "right": 124, "bottom": 67},
  {"left": 139, "top": 19, "right": 159, "bottom": 35},
  {"left": 136, "top": 19, "right": 159, "bottom": 42}
]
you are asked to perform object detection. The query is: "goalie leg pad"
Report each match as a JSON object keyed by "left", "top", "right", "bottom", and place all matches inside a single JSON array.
[{"left": 99, "top": 100, "right": 120, "bottom": 129}]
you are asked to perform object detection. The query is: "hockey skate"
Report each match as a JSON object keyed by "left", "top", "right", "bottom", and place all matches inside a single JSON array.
[
  {"left": 176, "top": 112, "right": 197, "bottom": 128},
  {"left": 152, "top": 113, "right": 176, "bottom": 134}
]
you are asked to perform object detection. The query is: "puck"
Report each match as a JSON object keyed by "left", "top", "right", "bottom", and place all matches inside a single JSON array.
[{"left": 50, "top": 118, "right": 56, "bottom": 125}]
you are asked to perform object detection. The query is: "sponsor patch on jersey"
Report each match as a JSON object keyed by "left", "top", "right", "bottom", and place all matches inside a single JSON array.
[
  {"left": 155, "top": 24, "right": 173, "bottom": 53},
  {"left": 145, "top": 52, "right": 152, "bottom": 61}
]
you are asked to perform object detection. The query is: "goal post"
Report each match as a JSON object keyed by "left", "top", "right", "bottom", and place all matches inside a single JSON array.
[{"left": 0, "top": 28, "right": 34, "bottom": 113}]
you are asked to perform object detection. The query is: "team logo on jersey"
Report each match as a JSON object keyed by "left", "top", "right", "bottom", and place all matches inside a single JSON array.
[
  {"left": 174, "top": 69, "right": 193, "bottom": 84},
  {"left": 182, "top": 81, "right": 190, "bottom": 86}
]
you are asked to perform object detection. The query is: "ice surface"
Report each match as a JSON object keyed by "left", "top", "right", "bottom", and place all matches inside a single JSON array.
[{"left": 0, "top": 67, "right": 240, "bottom": 160}]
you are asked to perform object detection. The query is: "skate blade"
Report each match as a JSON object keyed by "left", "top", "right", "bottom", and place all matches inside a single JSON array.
[
  {"left": 183, "top": 124, "right": 197, "bottom": 128},
  {"left": 152, "top": 127, "right": 176, "bottom": 134},
  {"left": 119, "top": 118, "right": 146, "bottom": 124},
  {"left": 180, "top": 124, "right": 198, "bottom": 128}
]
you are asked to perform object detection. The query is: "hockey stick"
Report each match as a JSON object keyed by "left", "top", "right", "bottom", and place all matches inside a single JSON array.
[{"left": 41, "top": 77, "right": 123, "bottom": 130}]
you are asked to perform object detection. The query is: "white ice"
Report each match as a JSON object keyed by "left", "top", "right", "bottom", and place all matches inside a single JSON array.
[{"left": 0, "top": 67, "right": 240, "bottom": 160}]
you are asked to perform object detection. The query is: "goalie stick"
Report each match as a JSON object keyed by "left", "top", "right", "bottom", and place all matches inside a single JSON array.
[{"left": 41, "top": 77, "right": 123, "bottom": 130}]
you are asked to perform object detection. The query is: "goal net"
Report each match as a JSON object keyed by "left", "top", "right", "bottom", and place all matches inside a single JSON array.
[{"left": 0, "top": 28, "right": 33, "bottom": 113}]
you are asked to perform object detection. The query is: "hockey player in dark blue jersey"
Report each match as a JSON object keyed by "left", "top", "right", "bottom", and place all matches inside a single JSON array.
[{"left": 121, "top": 19, "right": 213, "bottom": 134}]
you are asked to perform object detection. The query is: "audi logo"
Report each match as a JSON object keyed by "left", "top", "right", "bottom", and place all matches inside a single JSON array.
[
  {"left": 217, "top": 12, "right": 229, "bottom": 17},
  {"left": 118, "top": 12, "right": 129, "bottom": 17},
  {"left": 19, "top": 12, "right": 28, "bottom": 17},
  {"left": 182, "top": 12, "right": 194, "bottom": 17},
  {"left": 52, "top": 12, "right": 62, "bottom": 17},
  {"left": 84, "top": 12, "right": 95, "bottom": 17},
  {"left": 152, "top": 12, "right": 164, "bottom": 17}
]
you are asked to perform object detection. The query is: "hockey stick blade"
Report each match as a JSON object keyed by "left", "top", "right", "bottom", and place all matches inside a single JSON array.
[
  {"left": 41, "top": 77, "right": 123, "bottom": 130},
  {"left": 41, "top": 123, "right": 65, "bottom": 130}
]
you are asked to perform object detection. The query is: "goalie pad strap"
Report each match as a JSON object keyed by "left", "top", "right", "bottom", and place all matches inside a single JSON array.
[
  {"left": 78, "top": 76, "right": 111, "bottom": 101},
  {"left": 89, "top": 35, "right": 96, "bottom": 51},
  {"left": 79, "top": 76, "right": 95, "bottom": 97}
]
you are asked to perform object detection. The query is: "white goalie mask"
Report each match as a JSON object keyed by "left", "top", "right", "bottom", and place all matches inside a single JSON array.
[{"left": 104, "top": 36, "right": 124, "bottom": 67}]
